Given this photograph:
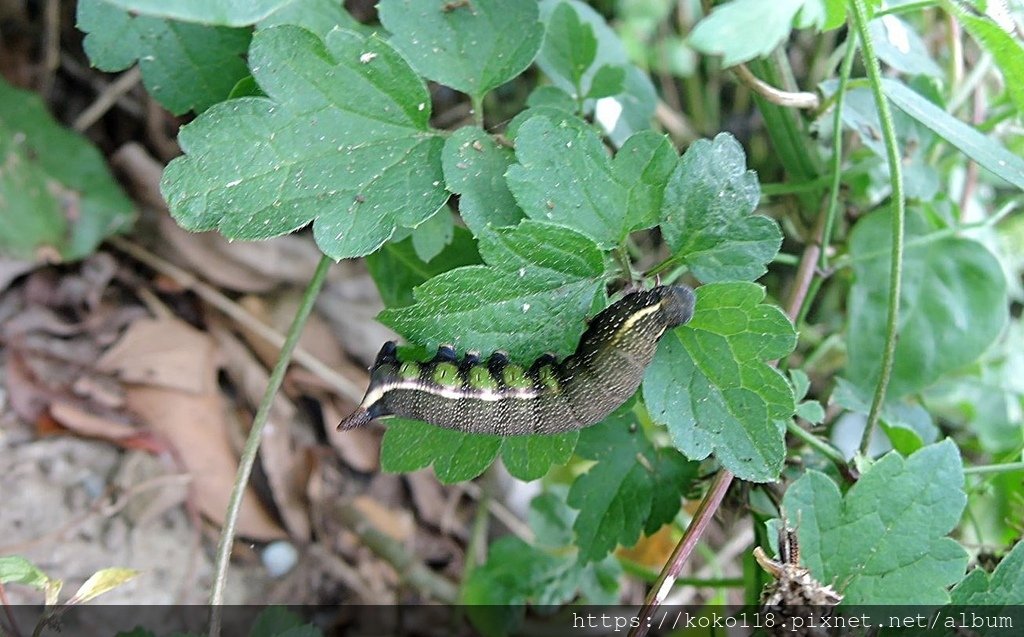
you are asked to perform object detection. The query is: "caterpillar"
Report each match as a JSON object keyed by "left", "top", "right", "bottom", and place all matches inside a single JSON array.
[{"left": 338, "top": 285, "right": 695, "bottom": 436}]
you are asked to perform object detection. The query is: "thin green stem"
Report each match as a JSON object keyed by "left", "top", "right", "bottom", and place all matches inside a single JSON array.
[
  {"left": 820, "top": 37, "right": 858, "bottom": 272},
  {"left": 964, "top": 462, "right": 1024, "bottom": 476},
  {"left": 208, "top": 255, "right": 332, "bottom": 637},
  {"left": 616, "top": 246, "right": 636, "bottom": 282},
  {"left": 786, "top": 421, "right": 848, "bottom": 469},
  {"left": 875, "top": 0, "right": 938, "bottom": 17},
  {"left": 850, "top": 0, "right": 907, "bottom": 456},
  {"left": 470, "top": 94, "right": 485, "bottom": 128},
  {"left": 833, "top": 199, "right": 1021, "bottom": 269}
]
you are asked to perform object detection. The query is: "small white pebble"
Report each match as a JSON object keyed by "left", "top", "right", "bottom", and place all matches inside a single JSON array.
[{"left": 262, "top": 540, "right": 298, "bottom": 577}]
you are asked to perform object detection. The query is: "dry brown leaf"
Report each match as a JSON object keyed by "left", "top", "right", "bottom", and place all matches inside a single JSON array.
[
  {"left": 616, "top": 524, "right": 678, "bottom": 568},
  {"left": 236, "top": 294, "right": 347, "bottom": 372},
  {"left": 104, "top": 317, "right": 285, "bottom": 541},
  {"left": 213, "top": 326, "right": 312, "bottom": 541},
  {"left": 323, "top": 396, "right": 379, "bottom": 473},
  {"left": 97, "top": 317, "right": 214, "bottom": 394},
  {"left": 124, "top": 386, "right": 285, "bottom": 541},
  {"left": 350, "top": 496, "right": 414, "bottom": 543},
  {"left": 405, "top": 470, "right": 449, "bottom": 529},
  {"left": 49, "top": 400, "right": 138, "bottom": 439},
  {"left": 318, "top": 270, "right": 397, "bottom": 367}
]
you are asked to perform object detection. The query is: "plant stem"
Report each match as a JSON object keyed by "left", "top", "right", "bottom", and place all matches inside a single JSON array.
[
  {"left": 786, "top": 421, "right": 848, "bottom": 469},
  {"left": 964, "top": 462, "right": 1024, "bottom": 476},
  {"left": 820, "top": 36, "right": 858, "bottom": 272},
  {"left": 470, "top": 93, "right": 484, "bottom": 128},
  {"left": 850, "top": 0, "right": 907, "bottom": 456},
  {"left": 207, "top": 255, "right": 332, "bottom": 637},
  {"left": 628, "top": 470, "right": 733, "bottom": 637}
]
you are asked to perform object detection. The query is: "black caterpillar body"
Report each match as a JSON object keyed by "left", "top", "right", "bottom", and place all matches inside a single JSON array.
[{"left": 338, "top": 285, "right": 695, "bottom": 435}]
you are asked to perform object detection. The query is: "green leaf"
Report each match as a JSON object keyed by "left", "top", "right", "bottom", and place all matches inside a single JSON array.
[
  {"left": 380, "top": 418, "right": 502, "bottom": 483},
  {"left": 782, "top": 440, "right": 968, "bottom": 604},
  {"left": 883, "top": 79, "right": 1024, "bottom": 190},
  {"left": 949, "top": 1, "right": 1024, "bottom": 113},
  {"left": 441, "top": 127, "right": 524, "bottom": 237},
  {"left": 869, "top": 16, "right": 942, "bottom": 78},
  {"left": 820, "top": 0, "right": 846, "bottom": 31},
  {"left": 542, "top": 2, "right": 597, "bottom": 96},
  {"left": 365, "top": 227, "right": 481, "bottom": 308},
  {"left": 463, "top": 491, "right": 621, "bottom": 636},
  {"left": 507, "top": 117, "right": 676, "bottom": 248},
  {"left": 834, "top": 86, "right": 940, "bottom": 201},
  {"left": 831, "top": 378, "right": 938, "bottom": 456},
  {"left": 379, "top": 219, "right": 606, "bottom": 360},
  {"left": 643, "top": 282, "right": 795, "bottom": 482},
  {"left": 78, "top": 0, "right": 251, "bottom": 114},
  {"left": 846, "top": 208, "right": 1007, "bottom": 398},
  {"left": 0, "top": 79, "right": 135, "bottom": 262},
  {"left": 378, "top": 0, "right": 543, "bottom": 100},
  {"left": 258, "top": 0, "right": 367, "bottom": 39},
  {"left": 688, "top": 0, "right": 807, "bottom": 67},
  {"left": 536, "top": 0, "right": 656, "bottom": 146},
  {"left": 950, "top": 539, "right": 1024, "bottom": 605},
  {"left": 501, "top": 432, "right": 579, "bottom": 482},
  {"left": 410, "top": 208, "right": 454, "bottom": 263},
  {"left": 792, "top": 370, "right": 826, "bottom": 424},
  {"left": 567, "top": 404, "right": 699, "bottom": 562},
  {"left": 660, "top": 133, "right": 782, "bottom": 282},
  {"left": 586, "top": 64, "right": 626, "bottom": 99},
  {"left": 0, "top": 556, "right": 50, "bottom": 588},
  {"left": 93, "top": 0, "right": 291, "bottom": 26},
  {"left": 161, "top": 26, "right": 447, "bottom": 260},
  {"left": 249, "top": 607, "right": 310, "bottom": 637}
]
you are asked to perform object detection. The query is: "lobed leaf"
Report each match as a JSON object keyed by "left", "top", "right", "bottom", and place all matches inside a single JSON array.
[
  {"left": 507, "top": 117, "right": 676, "bottom": 249},
  {"left": 643, "top": 282, "right": 795, "bottom": 482},
  {"left": 161, "top": 26, "right": 447, "bottom": 260},
  {"left": 78, "top": 0, "right": 251, "bottom": 115},
  {"left": 379, "top": 219, "right": 606, "bottom": 360},
  {"left": 688, "top": 0, "right": 808, "bottom": 68},
  {"left": 782, "top": 440, "right": 968, "bottom": 604},
  {"left": 660, "top": 133, "right": 782, "bottom": 282},
  {"left": 567, "top": 404, "right": 700, "bottom": 562},
  {"left": 441, "top": 127, "right": 524, "bottom": 237},
  {"left": 950, "top": 539, "right": 1024, "bottom": 605},
  {"left": 95, "top": 0, "right": 291, "bottom": 26},
  {"left": 379, "top": 0, "right": 543, "bottom": 100}
]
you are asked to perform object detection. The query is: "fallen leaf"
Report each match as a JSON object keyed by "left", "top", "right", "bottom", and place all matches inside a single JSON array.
[
  {"left": 106, "top": 317, "right": 285, "bottom": 540},
  {"left": 49, "top": 401, "right": 138, "bottom": 440},
  {"left": 405, "top": 469, "right": 449, "bottom": 529},
  {"left": 323, "top": 396, "right": 379, "bottom": 473},
  {"left": 97, "top": 318, "right": 214, "bottom": 394},
  {"left": 213, "top": 326, "right": 312, "bottom": 541},
  {"left": 350, "top": 496, "right": 414, "bottom": 543},
  {"left": 616, "top": 525, "right": 679, "bottom": 569}
]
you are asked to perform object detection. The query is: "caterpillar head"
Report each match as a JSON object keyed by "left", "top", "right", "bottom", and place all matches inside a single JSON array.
[{"left": 655, "top": 285, "right": 696, "bottom": 328}]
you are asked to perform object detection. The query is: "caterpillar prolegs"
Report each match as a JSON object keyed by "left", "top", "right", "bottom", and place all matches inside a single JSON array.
[{"left": 338, "top": 285, "right": 695, "bottom": 436}]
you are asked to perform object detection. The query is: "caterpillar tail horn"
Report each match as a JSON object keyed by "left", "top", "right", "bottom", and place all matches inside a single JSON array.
[{"left": 338, "top": 407, "right": 373, "bottom": 431}]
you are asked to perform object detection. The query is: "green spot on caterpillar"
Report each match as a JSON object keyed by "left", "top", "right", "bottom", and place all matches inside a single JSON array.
[{"left": 339, "top": 285, "right": 696, "bottom": 435}]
